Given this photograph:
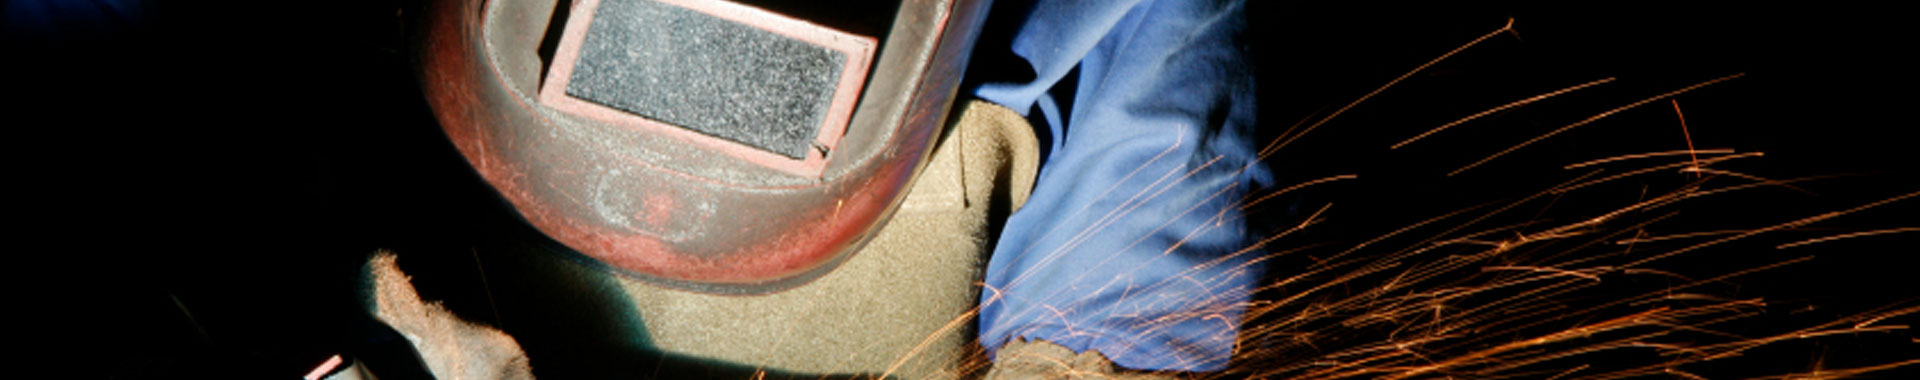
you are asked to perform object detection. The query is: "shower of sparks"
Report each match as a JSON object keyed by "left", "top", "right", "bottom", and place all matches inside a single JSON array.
[{"left": 880, "top": 19, "right": 1915, "bottom": 380}]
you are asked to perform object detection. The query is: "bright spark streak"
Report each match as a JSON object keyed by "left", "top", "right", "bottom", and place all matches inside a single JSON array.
[
  {"left": 1622, "top": 190, "right": 1920, "bottom": 269},
  {"left": 1391, "top": 77, "right": 1617, "bottom": 150},
  {"left": 1851, "top": 305, "right": 1920, "bottom": 329},
  {"left": 1543, "top": 364, "right": 1590, "bottom": 380},
  {"left": 1669, "top": 100, "right": 1706, "bottom": 180},
  {"left": 1239, "top": 175, "right": 1359, "bottom": 211},
  {"left": 879, "top": 308, "right": 980, "bottom": 380},
  {"left": 982, "top": 134, "right": 1185, "bottom": 301},
  {"left": 1448, "top": 73, "right": 1747, "bottom": 177},
  {"left": 1550, "top": 152, "right": 1764, "bottom": 194},
  {"left": 1775, "top": 227, "right": 1920, "bottom": 249},
  {"left": 1260, "top": 19, "right": 1519, "bottom": 159},
  {"left": 1615, "top": 229, "right": 1754, "bottom": 245},
  {"left": 1563, "top": 148, "right": 1737, "bottom": 169},
  {"left": 1738, "top": 358, "right": 1920, "bottom": 380},
  {"left": 1680, "top": 167, "right": 1816, "bottom": 195},
  {"left": 1482, "top": 265, "right": 1603, "bottom": 282}
]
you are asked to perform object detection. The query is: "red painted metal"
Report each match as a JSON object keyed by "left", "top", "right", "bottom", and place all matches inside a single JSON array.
[{"left": 417, "top": 0, "right": 991, "bottom": 293}]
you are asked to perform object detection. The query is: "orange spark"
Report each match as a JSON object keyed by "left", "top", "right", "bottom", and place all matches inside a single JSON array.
[
  {"left": 1482, "top": 265, "right": 1603, "bottom": 282},
  {"left": 1448, "top": 73, "right": 1746, "bottom": 177},
  {"left": 1745, "top": 358, "right": 1920, "bottom": 380},
  {"left": 1392, "top": 77, "right": 1617, "bottom": 150},
  {"left": 1622, "top": 190, "right": 1919, "bottom": 269},
  {"left": 1672, "top": 99, "right": 1703, "bottom": 179},
  {"left": 1680, "top": 167, "right": 1816, "bottom": 195},
  {"left": 1775, "top": 227, "right": 1920, "bottom": 249},
  {"left": 1261, "top": 19, "right": 1519, "bottom": 159},
  {"left": 1563, "top": 148, "right": 1737, "bottom": 169}
]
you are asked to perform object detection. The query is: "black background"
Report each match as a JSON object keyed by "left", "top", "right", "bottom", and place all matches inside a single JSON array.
[
  {"left": 1243, "top": 4, "right": 1916, "bottom": 378},
  {"left": 12, "top": 1, "right": 1913, "bottom": 378}
]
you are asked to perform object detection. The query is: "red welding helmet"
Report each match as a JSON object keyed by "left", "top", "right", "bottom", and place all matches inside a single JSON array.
[{"left": 418, "top": 0, "right": 989, "bottom": 293}]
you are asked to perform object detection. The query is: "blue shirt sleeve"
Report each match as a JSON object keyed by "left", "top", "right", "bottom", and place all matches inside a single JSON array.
[{"left": 972, "top": 0, "right": 1271, "bottom": 372}]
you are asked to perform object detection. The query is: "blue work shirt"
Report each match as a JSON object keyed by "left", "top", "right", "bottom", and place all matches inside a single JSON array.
[{"left": 972, "top": 0, "right": 1271, "bottom": 371}]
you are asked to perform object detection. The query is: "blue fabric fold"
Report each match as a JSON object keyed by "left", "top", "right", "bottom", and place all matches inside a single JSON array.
[{"left": 973, "top": 0, "right": 1270, "bottom": 371}]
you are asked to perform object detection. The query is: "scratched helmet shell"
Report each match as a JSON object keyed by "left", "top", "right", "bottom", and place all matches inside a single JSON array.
[{"left": 417, "top": 0, "right": 989, "bottom": 293}]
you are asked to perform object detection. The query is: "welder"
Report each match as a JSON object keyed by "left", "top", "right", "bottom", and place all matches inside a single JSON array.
[{"left": 383, "top": 0, "right": 1268, "bottom": 378}]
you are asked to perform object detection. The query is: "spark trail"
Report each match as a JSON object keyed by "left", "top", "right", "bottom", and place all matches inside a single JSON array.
[{"left": 885, "top": 17, "right": 1916, "bottom": 380}]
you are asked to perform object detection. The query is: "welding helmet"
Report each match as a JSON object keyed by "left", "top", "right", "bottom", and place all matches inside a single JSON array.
[{"left": 418, "top": 0, "right": 987, "bottom": 293}]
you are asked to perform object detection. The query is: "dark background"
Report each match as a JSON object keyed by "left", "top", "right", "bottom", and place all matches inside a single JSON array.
[
  {"left": 10, "top": 0, "right": 1912, "bottom": 378},
  {"left": 1243, "top": 4, "right": 1917, "bottom": 378}
]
